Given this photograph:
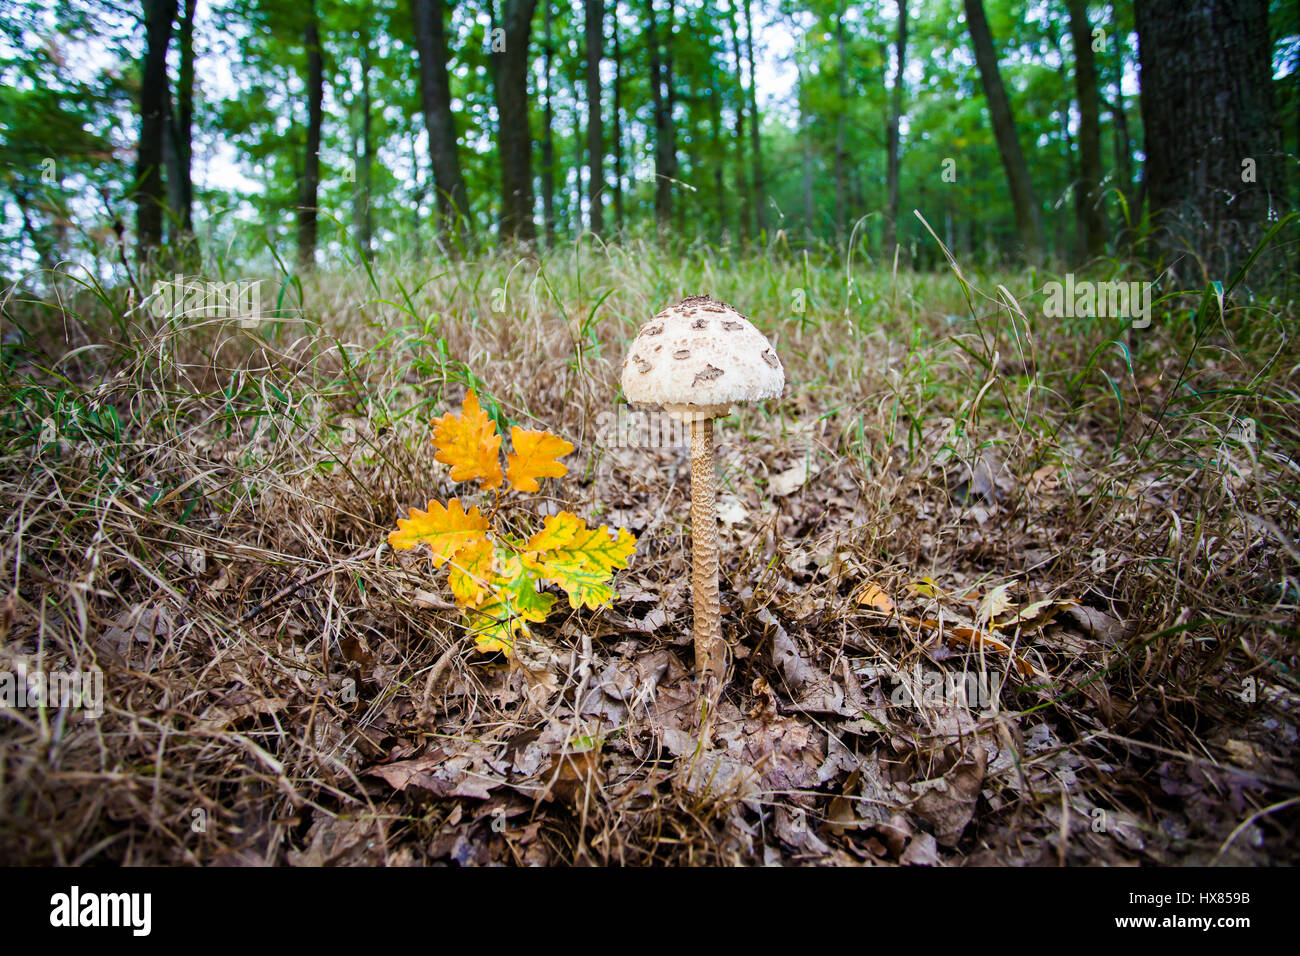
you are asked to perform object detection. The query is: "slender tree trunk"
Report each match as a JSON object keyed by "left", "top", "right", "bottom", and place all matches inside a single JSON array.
[
  {"left": 612, "top": 12, "right": 624, "bottom": 230},
  {"left": 493, "top": 0, "right": 541, "bottom": 242},
  {"left": 136, "top": 0, "right": 177, "bottom": 262},
  {"left": 1068, "top": 0, "right": 1104, "bottom": 261},
  {"left": 726, "top": 1, "right": 749, "bottom": 241},
  {"left": 834, "top": 1, "right": 848, "bottom": 244},
  {"left": 742, "top": 0, "right": 763, "bottom": 236},
  {"left": 711, "top": 65, "right": 725, "bottom": 242},
  {"left": 646, "top": 0, "right": 674, "bottom": 231},
  {"left": 885, "top": 0, "right": 908, "bottom": 253},
  {"left": 412, "top": 0, "right": 470, "bottom": 243},
  {"left": 584, "top": 0, "right": 605, "bottom": 235},
  {"left": 165, "top": 0, "right": 195, "bottom": 240},
  {"left": 355, "top": 16, "right": 374, "bottom": 260},
  {"left": 1134, "top": 0, "right": 1280, "bottom": 279},
  {"left": 296, "top": 3, "right": 324, "bottom": 270},
  {"left": 797, "top": 37, "right": 813, "bottom": 243},
  {"left": 541, "top": 0, "right": 556, "bottom": 246},
  {"left": 963, "top": 0, "right": 1042, "bottom": 262}
]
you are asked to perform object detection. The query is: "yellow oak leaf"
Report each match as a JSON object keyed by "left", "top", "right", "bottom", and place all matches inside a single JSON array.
[
  {"left": 446, "top": 537, "right": 496, "bottom": 606},
  {"left": 464, "top": 570, "right": 557, "bottom": 655},
  {"left": 524, "top": 514, "right": 636, "bottom": 610},
  {"left": 505, "top": 427, "right": 574, "bottom": 493},
  {"left": 526, "top": 511, "right": 584, "bottom": 552},
  {"left": 431, "top": 390, "right": 503, "bottom": 490},
  {"left": 388, "top": 498, "right": 490, "bottom": 567}
]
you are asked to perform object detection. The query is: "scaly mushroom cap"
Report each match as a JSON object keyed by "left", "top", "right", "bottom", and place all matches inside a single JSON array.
[{"left": 621, "top": 295, "right": 784, "bottom": 415}]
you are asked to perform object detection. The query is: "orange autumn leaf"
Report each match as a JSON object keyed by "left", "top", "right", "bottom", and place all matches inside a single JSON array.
[
  {"left": 431, "top": 391, "right": 503, "bottom": 490},
  {"left": 388, "top": 498, "right": 490, "bottom": 567},
  {"left": 902, "top": 614, "right": 1039, "bottom": 677},
  {"left": 505, "top": 427, "right": 574, "bottom": 492}
]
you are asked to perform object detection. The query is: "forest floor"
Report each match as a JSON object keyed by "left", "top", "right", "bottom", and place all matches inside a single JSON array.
[{"left": 2, "top": 241, "right": 1298, "bottom": 865}]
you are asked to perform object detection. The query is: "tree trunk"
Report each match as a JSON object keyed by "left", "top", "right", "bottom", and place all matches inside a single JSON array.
[
  {"left": 355, "top": 15, "right": 374, "bottom": 260},
  {"left": 1134, "top": 0, "right": 1280, "bottom": 279},
  {"left": 963, "top": 0, "right": 1042, "bottom": 262},
  {"left": 797, "top": 36, "right": 813, "bottom": 242},
  {"left": 645, "top": 0, "right": 676, "bottom": 231},
  {"left": 412, "top": 0, "right": 470, "bottom": 242},
  {"left": 296, "top": 4, "right": 323, "bottom": 270},
  {"left": 742, "top": 0, "right": 763, "bottom": 236},
  {"left": 726, "top": 1, "right": 749, "bottom": 241},
  {"left": 612, "top": 13, "right": 624, "bottom": 230},
  {"left": 165, "top": 0, "right": 195, "bottom": 240},
  {"left": 541, "top": 0, "right": 556, "bottom": 246},
  {"left": 585, "top": 0, "right": 605, "bottom": 235},
  {"left": 711, "top": 66, "right": 725, "bottom": 242},
  {"left": 885, "top": 0, "right": 908, "bottom": 253},
  {"left": 494, "top": 0, "right": 540, "bottom": 242},
  {"left": 136, "top": 0, "right": 177, "bottom": 262},
  {"left": 1068, "top": 0, "right": 1104, "bottom": 261},
  {"left": 833, "top": 2, "right": 848, "bottom": 244}
]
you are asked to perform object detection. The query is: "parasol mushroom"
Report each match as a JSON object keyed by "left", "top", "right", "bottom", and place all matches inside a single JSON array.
[{"left": 620, "top": 295, "right": 785, "bottom": 698}]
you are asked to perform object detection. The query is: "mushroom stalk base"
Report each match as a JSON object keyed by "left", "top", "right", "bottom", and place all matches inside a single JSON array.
[{"left": 689, "top": 416, "right": 725, "bottom": 694}]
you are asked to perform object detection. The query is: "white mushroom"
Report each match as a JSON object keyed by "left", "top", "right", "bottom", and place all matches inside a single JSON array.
[{"left": 621, "top": 295, "right": 785, "bottom": 698}]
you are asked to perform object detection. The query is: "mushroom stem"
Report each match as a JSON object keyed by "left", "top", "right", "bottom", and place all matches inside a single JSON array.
[{"left": 689, "top": 416, "right": 725, "bottom": 693}]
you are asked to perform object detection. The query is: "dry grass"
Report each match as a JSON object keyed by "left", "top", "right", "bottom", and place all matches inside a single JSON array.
[{"left": 1, "top": 238, "right": 1297, "bottom": 865}]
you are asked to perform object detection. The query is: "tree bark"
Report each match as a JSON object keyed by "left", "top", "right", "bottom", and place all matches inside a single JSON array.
[
  {"left": 726, "top": 1, "right": 749, "bottom": 241},
  {"left": 963, "top": 0, "right": 1042, "bottom": 262},
  {"left": 584, "top": 0, "right": 605, "bottom": 235},
  {"left": 646, "top": 0, "right": 676, "bottom": 232},
  {"left": 1134, "top": 0, "right": 1280, "bottom": 279},
  {"left": 884, "top": 0, "right": 908, "bottom": 253},
  {"left": 612, "top": 13, "right": 624, "bottom": 230},
  {"left": 742, "top": 0, "right": 763, "bottom": 236},
  {"left": 136, "top": 0, "right": 177, "bottom": 262},
  {"left": 541, "top": 0, "right": 556, "bottom": 245},
  {"left": 165, "top": 0, "right": 195, "bottom": 240},
  {"left": 355, "top": 14, "right": 374, "bottom": 260},
  {"left": 412, "top": 0, "right": 470, "bottom": 242},
  {"left": 1068, "top": 0, "right": 1104, "bottom": 261},
  {"left": 296, "top": 3, "right": 324, "bottom": 270},
  {"left": 833, "top": 1, "right": 848, "bottom": 244},
  {"left": 493, "top": 0, "right": 541, "bottom": 242}
]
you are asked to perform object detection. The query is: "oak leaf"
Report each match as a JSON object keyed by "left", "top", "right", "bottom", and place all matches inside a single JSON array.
[
  {"left": 388, "top": 498, "right": 490, "bottom": 566},
  {"left": 432, "top": 391, "right": 503, "bottom": 490},
  {"left": 505, "top": 427, "right": 574, "bottom": 493}
]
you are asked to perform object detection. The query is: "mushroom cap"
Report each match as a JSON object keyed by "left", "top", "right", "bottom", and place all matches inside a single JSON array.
[{"left": 620, "top": 295, "right": 784, "bottom": 412}]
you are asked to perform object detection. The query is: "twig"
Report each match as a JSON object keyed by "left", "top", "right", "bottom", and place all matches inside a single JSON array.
[{"left": 240, "top": 545, "right": 380, "bottom": 623}]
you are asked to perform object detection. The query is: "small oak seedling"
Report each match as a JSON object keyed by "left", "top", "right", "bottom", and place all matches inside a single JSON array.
[{"left": 390, "top": 391, "right": 637, "bottom": 655}]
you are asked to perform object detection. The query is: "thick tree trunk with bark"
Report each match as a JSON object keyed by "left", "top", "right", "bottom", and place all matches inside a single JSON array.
[
  {"left": 494, "top": 0, "right": 540, "bottom": 242},
  {"left": 296, "top": 4, "right": 323, "bottom": 270},
  {"left": 412, "top": 0, "right": 470, "bottom": 242},
  {"left": 585, "top": 0, "right": 605, "bottom": 235},
  {"left": 1068, "top": 0, "right": 1104, "bottom": 261},
  {"left": 963, "top": 0, "right": 1042, "bottom": 262},
  {"left": 1134, "top": 0, "right": 1280, "bottom": 279},
  {"left": 885, "top": 0, "right": 908, "bottom": 253},
  {"left": 136, "top": 0, "right": 177, "bottom": 262}
]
